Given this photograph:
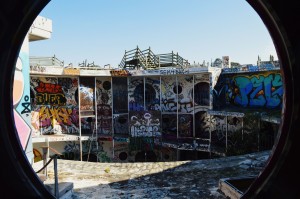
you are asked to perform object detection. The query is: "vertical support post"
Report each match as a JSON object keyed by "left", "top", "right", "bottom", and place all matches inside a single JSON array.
[
  {"left": 172, "top": 51, "right": 174, "bottom": 66},
  {"left": 94, "top": 77, "right": 98, "bottom": 150},
  {"left": 258, "top": 115, "right": 261, "bottom": 152},
  {"left": 78, "top": 77, "right": 83, "bottom": 161},
  {"left": 242, "top": 117, "right": 244, "bottom": 141},
  {"left": 41, "top": 146, "right": 48, "bottom": 176},
  {"left": 193, "top": 75, "right": 195, "bottom": 138},
  {"left": 209, "top": 114, "right": 212, "bottom": 158},
  {"left": 159, "top": 56, "right": 160, "bottom": 69},
  {"left": 53, "top": 155, "right": 59, "bottom": 199},
  {"left": 144, "top": 77, "right": 146, "bottom": 111},
  {"left": 225, "top": 115, "right": 228, "bottom": 153},
  {"left": 176, "top": 76, "right": 178, "bottom": 140}
]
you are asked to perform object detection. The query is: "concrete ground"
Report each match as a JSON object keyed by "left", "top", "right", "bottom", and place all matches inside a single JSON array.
[{"left": 33, "top": 150, "right": 270, "bottom": 199}]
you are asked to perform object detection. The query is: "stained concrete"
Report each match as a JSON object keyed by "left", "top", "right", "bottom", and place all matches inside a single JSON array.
[{"left": 33, "top": 150, "right": 270, "bottom": 199}]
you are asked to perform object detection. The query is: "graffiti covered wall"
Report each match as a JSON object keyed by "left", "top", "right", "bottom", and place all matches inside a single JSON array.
[
  {"left": 96, "top": 77, "right": 112, "bottom": 135},
  {"left": 129, "top": 77, "right": 144, "bottom": 111},
  {"left": 213, "top": 70, "right": 283, "bottom": 109},
  {"left": 161, "top": 76, "right": 177, "bottom": 112},
  {"left": 129, "top": 111, "right": 161, "bottom": 137},
  {"left": 177, "top": 75, "right": 194, "bottom": 113},
  {"left": 29, "top": 70, "right": 279, "bottom": 161},
  {"left": 145, "top": 77, "right": 160, "bottom": 111},
  {"left": 14, "top": 36, "right": 33, "bottom": 162},
  {"left": 30, "top": 77, "right": 79, "bottom": 135}
]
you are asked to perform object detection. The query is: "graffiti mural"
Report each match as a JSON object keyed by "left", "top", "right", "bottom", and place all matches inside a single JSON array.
[
  {"left": 194, "top": 74, "right": 210, "bottom": 110},
  {"left": 81, "top": 117, "right": 95, "bottom": 135},
  {"left": 177, "top": 76, "right": 194, "bottom": 113},
  {"left": 161, "top": 76, "right": 177, "bottom": 112},
  {"left": 162, "top": 114, "right": 177, "bottom": 140},
  {"left": 14, "top": 51, "right": 32, "bottom": 154},
  {"left": 178, "top": 114, "right": 193, "bottom": 137},
  {"left": 30, "top": 77, "right": 79, "bottom": 135},
  {"left": 129, "top": 111, "right": 161, "bottom": 137},
  {"left": 195, "top": 111, "right": 210, "bottom": 139},
  {"left": 129, "top": 137, "right": 161, "bottom": 161},
  {"left": 128, "top": 77, "right": 144, "bottom": 111},
  {"left": 161, "top": 147, "right": 176, "bottom": 161},
  {"left": 96, "top": 77, "right": 112, "bottom": 135},
  {"left": 63, "top": 141, "right": 80, "bottom": 160},
  {"left": 112, "top": 77, "right": 128, "bottom": 114},
  {"left": 113, "top": 142, "right": 129, "bottom": 162},
  {"left": 33, "top": 148, "right": 43, "bottom": 162},
  {"left": 210, "top": 115, "right": 227, "bottom": 153},
  {"left": 213, "top": 71, "right": 283, "bottom": 109},
  {"left": 113, "top": 114, "right": 129, "bottom": 135},
  {"left": 145, "top": 77, "right": 160, "bottom": 111}
]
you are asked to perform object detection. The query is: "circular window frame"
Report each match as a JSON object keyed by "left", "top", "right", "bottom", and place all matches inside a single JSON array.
[{"left": 0, "top": 1, "right": 299, "bottom": 198}]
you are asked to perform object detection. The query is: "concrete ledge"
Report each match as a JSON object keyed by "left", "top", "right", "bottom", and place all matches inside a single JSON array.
[
  {"left": 219, "top": 176, "right": 256, "bottom": 199},
  {"left": 44, "top": 182, "right": 73, "bottom": 199}
]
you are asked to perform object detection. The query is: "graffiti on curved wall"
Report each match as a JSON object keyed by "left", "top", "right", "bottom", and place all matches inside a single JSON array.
[
  {"left": 14, "top": 52, "right": 32, "bottom": 150},
  {"left": 129, "top": 111, "right": 161, "bottom": 137},
  {"left": 177, "top": 76, "right": 194, "bottom": 113},
  {"left": 213, "top": 71, "right": 283, "bottom": 109},
  {"left": 129, "top": 77, "right": 144, "bottom": 111},
  {"left": 161, "top": 76, "right": 177, "bottom": 112},
  {"left": 145, "top": 77, "right": 160, "bottom": 111},
  {"left": 96, "top": 77, "right": 112, "bottom": 135},
  {"left": 30, "top": 77, "right": 79, "bottom": 135}
]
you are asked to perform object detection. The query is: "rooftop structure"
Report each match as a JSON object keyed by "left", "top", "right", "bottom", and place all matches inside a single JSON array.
[{"left": 119, "top": 46, "right": 190, "bottom": 70}]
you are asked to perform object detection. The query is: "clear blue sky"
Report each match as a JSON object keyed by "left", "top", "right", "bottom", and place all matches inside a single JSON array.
[{"left": 30, "top": 0, "right": 278, "bottom": 68}]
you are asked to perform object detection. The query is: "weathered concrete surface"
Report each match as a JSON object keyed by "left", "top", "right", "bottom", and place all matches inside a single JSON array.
[{"left": 33, "top": 150, "right": 270, "bottom": 199}]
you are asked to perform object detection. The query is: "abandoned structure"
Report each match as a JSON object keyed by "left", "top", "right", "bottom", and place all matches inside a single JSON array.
[
  {"left": 29, "top": 47, "right": 281, "bottom": 163},
  {"left": 15, "top": 16, "right": 282, "bottom": 164}
]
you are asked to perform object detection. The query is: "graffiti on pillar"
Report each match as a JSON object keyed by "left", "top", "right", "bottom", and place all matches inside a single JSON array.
[
  {"left": 113, "top": 114, "right": 129, "bottom": 135},
  {"left": 128, "top": 77, "right": 144, "bottom": 111},
  {"left": 213, "top": 71, "right": 283, "bottom": 109},
  {"left": 129, "top": 137, "right": 158, "bottom": 152},
  {"left": 33, "top": 148, "right": 42, "bottom": 163},
  {"left": 195, "top": 111, "right": 210, "bottom": 139},
  {"left": 63, "top": 141, "right": 80, "bottom": 160},
  {"left": 14, "top": 52, "right": 32, "bottom": 150},
  {"left": 145, "top": 77, "right": 161, "bottom": 111},
  {"left": 227, "top": 116, "right": 243, "bottom": 133},
  {"left": 161, "top": 147, "right": 176, "bottom": 161},
  {"left": 210, "top": 115, "right": 227, "bottom": 152},
  {"left": 161, "top": 76, "right": 177, "bottom": 112},
  {"left": 81, "top": 117, "right": 95, "bottom": 135},
  {"left": 30, "top": 77, "right": 79, "bottom": 135},
  {"left": 129, "top": 111, "right": 161, "bottom": 137},
  {"left": 177, "top": 76, "right": 194, "bottom": 113},
  {"left": 194, "top": 74, "right": 210, "bottom": 110},
  {"left": 178, "top": 114, "right": 193, "bottom": 137},
  {"left": 112, "top": 77, "right": 128, "bottom": 114},
  {"left": 113, "top": 142, "right": 129, "bottom": 162},
  {"left": 226, "top": 116, "right": 243, "bottom": 152},
  {"left": 96, "top": 78, "right": 112, "bottom": 135},
  {"left": 161, "top": 114, "right": 177, "bottom": 140}
]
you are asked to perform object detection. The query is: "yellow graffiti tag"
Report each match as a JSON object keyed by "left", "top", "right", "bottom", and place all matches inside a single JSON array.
[{"left": 39, "top": 106, "right": 74, "bottom": 125}]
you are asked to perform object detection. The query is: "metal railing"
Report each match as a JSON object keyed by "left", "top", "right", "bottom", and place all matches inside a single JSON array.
[
  {"left": 35, "top": 146, "right": 62, "bottom": 198},
  {"left": 119, "top": 47, "right": 190, "bottom": 69},
  {"left": 30, "top": 55, "right": 64, "bottom": 67},
  {"left": 157, "top": 52, "right": 190, "bottom": 68}
]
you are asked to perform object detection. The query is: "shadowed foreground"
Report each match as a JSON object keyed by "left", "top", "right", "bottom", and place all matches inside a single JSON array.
[{"left": 33, "top": 150, "right": 270, "bottom": 199}]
